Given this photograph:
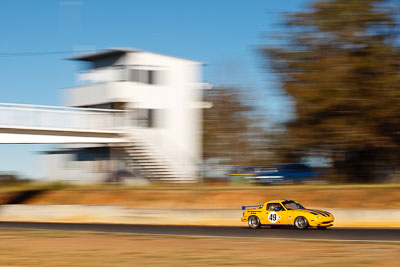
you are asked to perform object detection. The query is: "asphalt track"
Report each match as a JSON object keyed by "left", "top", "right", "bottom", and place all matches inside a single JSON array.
[{"left": 0, "top": 222, "right": 399, "bottom": 242}]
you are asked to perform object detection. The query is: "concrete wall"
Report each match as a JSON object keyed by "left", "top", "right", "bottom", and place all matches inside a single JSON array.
[
  {"left": 41, "top": 153, "right": 113, "bottom": 183},
  {"left": 1, "top": 205, "right": 399, "bottom": 228}
]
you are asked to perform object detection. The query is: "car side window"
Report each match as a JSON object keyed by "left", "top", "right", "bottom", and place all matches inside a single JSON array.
[
  {"left": 267, "top": 203, "right": 284, "bottom": 211},
  {"left": 267, "top": 203, "right": 277, "bottom": 211}
]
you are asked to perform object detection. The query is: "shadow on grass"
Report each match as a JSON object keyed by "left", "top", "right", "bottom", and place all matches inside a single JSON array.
[{"left": 4, "top": 189, "right": 48, "bottom": 204}]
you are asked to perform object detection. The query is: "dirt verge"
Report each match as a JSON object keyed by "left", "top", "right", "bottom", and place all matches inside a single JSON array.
[{"left": 1, "top": 186, "right": 399, "bottom": 209}]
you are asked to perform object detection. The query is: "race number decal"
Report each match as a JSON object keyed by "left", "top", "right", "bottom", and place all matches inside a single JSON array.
[{"left": 268, "top": 211, "right": 278, "bottom": 223}]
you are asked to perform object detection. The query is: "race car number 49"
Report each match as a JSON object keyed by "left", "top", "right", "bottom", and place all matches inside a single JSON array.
[{"left": 268, "top": 211, "right": 278, "bottom": 223}]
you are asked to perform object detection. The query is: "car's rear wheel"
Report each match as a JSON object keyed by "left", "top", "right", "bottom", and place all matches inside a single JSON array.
[
  {"left": 248, "top": 215, "right": 261, "bottom": 229},
  {"left": 294, "top": 216, "right": 309, "bottom": 230}
]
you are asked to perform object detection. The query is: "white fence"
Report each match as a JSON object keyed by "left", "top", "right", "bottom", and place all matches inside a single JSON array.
[{"left": 0, "top": 103, "right": 129, "bottom": 132}]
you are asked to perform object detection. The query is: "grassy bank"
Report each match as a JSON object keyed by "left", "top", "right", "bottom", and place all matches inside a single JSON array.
[{"left": 0, "top": 182, "right": 399, "bottom": 209}]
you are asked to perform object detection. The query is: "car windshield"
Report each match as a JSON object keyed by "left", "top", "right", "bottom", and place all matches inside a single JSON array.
[{"left": 282, "top": 201, "right": 305, "bottom": 210}]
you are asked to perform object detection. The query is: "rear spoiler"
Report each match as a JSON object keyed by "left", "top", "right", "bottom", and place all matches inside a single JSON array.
[{"left": 242, "top": 205, "right": 263, "bottom": 210}]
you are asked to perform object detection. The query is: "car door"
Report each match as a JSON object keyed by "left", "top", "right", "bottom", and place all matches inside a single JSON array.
[{"left": 263, "top": 203, "right": 288, "bottom": 225}]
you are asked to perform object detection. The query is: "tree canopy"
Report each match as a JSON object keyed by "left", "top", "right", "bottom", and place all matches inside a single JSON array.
[
  {"left": 203, "top": 87, "right": 271, "bottom": 168},
  {"left": 265, "top": 0, "right": 400, "bottom": 182}
]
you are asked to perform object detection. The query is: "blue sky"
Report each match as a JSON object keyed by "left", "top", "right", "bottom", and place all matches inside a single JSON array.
[{"left": 0, "top": 0, "right": 305, "bottom": 178}]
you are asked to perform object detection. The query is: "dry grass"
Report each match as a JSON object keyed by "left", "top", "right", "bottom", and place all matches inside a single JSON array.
[
  {"left": 1, "top": 187, "right": 398, "bottom": 209},
  {"left": 1, "top": 182, "right": 400, "bottom": 209},
  {"left": 0, "top": 229, "right": 398, "bottom": 266}
]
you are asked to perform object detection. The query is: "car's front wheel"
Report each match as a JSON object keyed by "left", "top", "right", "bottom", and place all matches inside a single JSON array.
[
  {"left": 248, "top": 215, "right": 261, "bottom": 229},
  {"left": 294, "top": 216, "right": 309, "bottom": 230}
]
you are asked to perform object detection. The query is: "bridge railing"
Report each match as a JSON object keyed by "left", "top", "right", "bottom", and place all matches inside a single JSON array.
[{"left": 0, "top": 103, "right": 129, "bottom": 132}]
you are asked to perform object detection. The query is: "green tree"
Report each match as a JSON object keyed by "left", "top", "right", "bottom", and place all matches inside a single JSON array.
[{"left": 265, "top": 0, "right": 400, "bottom": 182}]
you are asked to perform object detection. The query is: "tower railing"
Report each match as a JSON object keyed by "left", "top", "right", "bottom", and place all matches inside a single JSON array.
[{"left": 0, "top": 102, "right": 129, "bottom": 132}]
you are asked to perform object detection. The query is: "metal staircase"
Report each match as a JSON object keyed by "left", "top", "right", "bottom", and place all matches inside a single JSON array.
[{"left": 121, "top": 141, "right": 195, "bottom": 183}]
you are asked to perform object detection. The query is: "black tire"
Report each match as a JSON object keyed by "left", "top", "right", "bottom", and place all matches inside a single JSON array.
[
  {"left": 248, "top": 215, "right": 261, "bottom": 229},
  {"left": 317, "top": 226, "right": 328, "bottom": 230},
  {"left": 294, "top": 216, "right": 309, "bottom": 230}
]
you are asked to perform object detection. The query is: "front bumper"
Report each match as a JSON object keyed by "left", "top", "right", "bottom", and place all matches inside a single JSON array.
[{"left": 309, "top": 217, "right": 334, "bottom": 227}]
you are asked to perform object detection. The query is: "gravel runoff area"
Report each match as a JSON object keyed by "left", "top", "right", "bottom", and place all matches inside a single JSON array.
[{"left": 0, "top": 228, "right": 399, "bottom": 266}]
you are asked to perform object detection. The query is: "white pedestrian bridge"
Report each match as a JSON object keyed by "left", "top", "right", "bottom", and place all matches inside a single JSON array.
[
  {"left": 0, "top": 102, "right": 193, "bottom": 182},
  {"left": 0, "top": 102, "right": 128, "bottom": 144}
]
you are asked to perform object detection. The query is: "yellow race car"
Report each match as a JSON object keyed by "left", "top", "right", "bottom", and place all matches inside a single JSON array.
[{"left": 241, "top": 199, "right": 334, "bottom": 230}]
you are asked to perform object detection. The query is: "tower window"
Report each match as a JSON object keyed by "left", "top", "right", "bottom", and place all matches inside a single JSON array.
[{"left": 128, "top": 69, "right": 158, "bottom": 84}]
